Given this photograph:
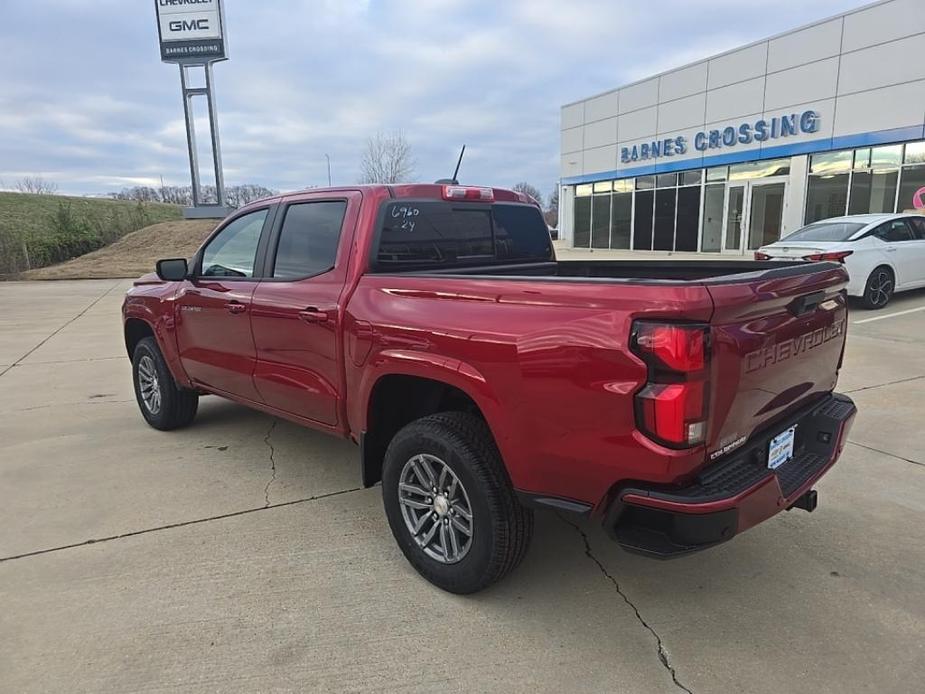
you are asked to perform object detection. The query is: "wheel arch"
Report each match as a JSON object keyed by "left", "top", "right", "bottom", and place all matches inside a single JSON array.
[
  {"left": 122, "top": 307, "right": 191, "bottom": 387},
  {"left": 124, "top": 317, "right": 155, "bottom": 359},
  {"left": 358, "top": 362, "right": 511, "bottom": 488}
]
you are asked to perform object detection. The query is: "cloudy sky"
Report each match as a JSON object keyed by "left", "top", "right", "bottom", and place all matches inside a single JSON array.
[{"left": 1, "top": 0, "right": 866, "bottom": 199}]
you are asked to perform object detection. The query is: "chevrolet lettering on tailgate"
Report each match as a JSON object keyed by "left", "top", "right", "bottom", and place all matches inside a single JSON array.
[{"left": 745, "top": 319, "right": 846, "bottom": 374}]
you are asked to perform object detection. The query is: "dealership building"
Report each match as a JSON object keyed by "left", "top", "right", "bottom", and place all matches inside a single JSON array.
[{"left": 558, "top": 0, "right": 925, "bottom": 254}]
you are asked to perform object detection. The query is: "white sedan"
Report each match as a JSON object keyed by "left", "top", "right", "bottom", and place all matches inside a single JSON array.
[{"left": 756, "top": 213, "right": 925, "bottom": 309}]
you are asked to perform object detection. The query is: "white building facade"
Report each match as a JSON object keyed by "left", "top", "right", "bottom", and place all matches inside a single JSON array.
[{"left": 559, "top": 0, "right": 925, "bottom": 254}]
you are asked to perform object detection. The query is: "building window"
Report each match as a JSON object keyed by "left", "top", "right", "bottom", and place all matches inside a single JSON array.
[
  {"left": 803, "top": 143, "right": 922, "bottom": 223},
  {"left": 905, "top": 142, "right": 925, "bottom": 165},
  {"left": 898, "top": 164, "right": 925, "bottom": 212},
  {"left": 848, "top": 170, "right": 898, "bottom": 215},
  {"left": 748, "top": 183, "right": 786, "bottom": 249},
  {"left": 809, "top": 151, "right": 852, "bottom": 175},
  {"left": 676, "top": 186, "right": 700, "bottom": 251},
  {"left": 574, "top": 195, "right": 591, "bottom": 247},
  {"left": 634, "top": 190, "right": 654, "bottom": 250},
  {"left": 805, "top": 173, "right": 850, "bottom": 223},
  {"left": 870, "top": 145, "right": 902, "bottom": 169},
  {"left": 653, "top": 187, "right": 676, "bottom": 250},
  {"left": 728, "top": 159, "right": 790, "bottom": 180},
  {"left": 611, "top": 192, "right": 632, "bottom": 249},
  {"left": 591, "top": 193, "right": 611, "bottom": 248}
]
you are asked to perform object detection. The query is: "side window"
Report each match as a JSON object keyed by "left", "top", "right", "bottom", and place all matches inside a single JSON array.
[
  {"left": 907, "top": 217, "right": 925, "bottom": 240},
  {"left": 874, "top": 220, "right": 914, "bottom": 243},
  {"left": 272, "top": 201, "right": 347, "bottom": 278},
  {"left": 201, "top": 209, "right": 268, "bottom": 277}
]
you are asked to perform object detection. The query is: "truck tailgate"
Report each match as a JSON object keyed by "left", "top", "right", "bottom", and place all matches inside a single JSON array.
[{"left": 704, "top": 263, "right": 848, "bottom": 461}]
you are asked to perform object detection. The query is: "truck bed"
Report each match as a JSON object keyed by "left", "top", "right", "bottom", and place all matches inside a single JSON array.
[{"left": 394, "top": 259, "right": 821, "bottom": 283}]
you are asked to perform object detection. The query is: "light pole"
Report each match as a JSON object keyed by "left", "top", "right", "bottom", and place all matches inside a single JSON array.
[{"left": 324, "top": 153, "right": 332, "bottom": 187}]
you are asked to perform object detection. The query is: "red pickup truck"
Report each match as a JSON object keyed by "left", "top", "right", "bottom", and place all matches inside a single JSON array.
[{"left": 123, "top": 183, "right": 856, "bottom": 593}]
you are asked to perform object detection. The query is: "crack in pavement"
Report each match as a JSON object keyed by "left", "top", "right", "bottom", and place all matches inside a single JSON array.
[
  {"left": 557, "top": 514, "right": 694, "bottom": 694},
  {"left": 12, "top": 399, "right": 134, "bottom": 413},
  {"left": 0, "top": 281, "right": 123, "bottom": 379},
  {"left": 7, "top": 356, "right": 125, "bottom": 367},
  {"left": 0, "top": 486, "right": 364, "bottom": 564},
  {"left": 843, "top": 374, "right": 925, "bottom": 395},
  {"left": 848, "top": 440, "right": 924, "bottom": 468},
  {"left": 263, "top": 418, "right": 279, "bottom": 507}
]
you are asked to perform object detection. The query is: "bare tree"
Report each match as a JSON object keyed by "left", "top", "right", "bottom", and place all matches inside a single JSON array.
[
  {"left": 512, "top": 182, "right": 543, "bottom": 205},
  {"left": 110, "top": 183, "right": 277, "bottom": 209},
  {"left": 16, "top": 176, "right": 58, "bottom": 195},
  {"left": 545, "top": 186, "right": 559, "bottom": 227},
  {"left": 360, "top": 131, "right": 415, "bottom": 184}
]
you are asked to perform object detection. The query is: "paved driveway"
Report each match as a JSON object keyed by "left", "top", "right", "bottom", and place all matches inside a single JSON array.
[{"left": 1, "top": 280, "right": 923, "bottom": 693}]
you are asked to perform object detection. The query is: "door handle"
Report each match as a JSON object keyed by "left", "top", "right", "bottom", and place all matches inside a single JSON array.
[
  {"left": 298, "top": 308, "right": 332, "bottom": 324},
  {"left": 225, "top": 301, "right": 247, "bottom": 314},
  {"left": 886, "top": 247, "right": 897, "bottom": 252}
]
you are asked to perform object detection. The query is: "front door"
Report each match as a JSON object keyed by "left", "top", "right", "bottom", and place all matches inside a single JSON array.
[
  {"left": 722, "top": 179, "right": 787, "bottom": 254},
  {"left": 250, "top": 192, "right": 360, "bottom": 427},
  {"left": 175, "top": 207, "right": 272, "bottom": 402}
]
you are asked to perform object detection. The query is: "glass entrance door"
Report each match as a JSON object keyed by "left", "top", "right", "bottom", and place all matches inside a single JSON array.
[
  {"left": 722, "top": 179, "right": 787, "bottom": 253},
  {"left": 723, "top": 184, "right": 746, "bottom": 252}
]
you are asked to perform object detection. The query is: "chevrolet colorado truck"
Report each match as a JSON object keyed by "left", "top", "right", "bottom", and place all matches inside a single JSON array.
[{"left": 122, "top": 183, "right": 856, "bottom": 593}]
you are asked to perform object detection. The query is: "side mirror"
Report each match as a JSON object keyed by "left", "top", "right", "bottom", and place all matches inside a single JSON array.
[{"left": 156, "top": 258, "right": 189, "bottom": 281}]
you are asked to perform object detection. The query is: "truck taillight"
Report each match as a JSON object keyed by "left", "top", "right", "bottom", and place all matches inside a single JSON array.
[
  {"left": 443, "top": 185, "right": 494, "bottom": 201},
  {"left": 631, "top": 321, "right": 710, "bottom": 448}
]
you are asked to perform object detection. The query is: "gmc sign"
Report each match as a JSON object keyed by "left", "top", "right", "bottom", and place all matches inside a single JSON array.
[
  {"left": 155, "top": 0, "right": 227, "bottom": 64},
  {"left": 169, "top": 19, "right": 210, "bottom": 32}
]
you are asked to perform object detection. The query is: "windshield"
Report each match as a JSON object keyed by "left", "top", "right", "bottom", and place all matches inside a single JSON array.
[{"left": 781, "top": 221, "right": 867, "bottom": 242}]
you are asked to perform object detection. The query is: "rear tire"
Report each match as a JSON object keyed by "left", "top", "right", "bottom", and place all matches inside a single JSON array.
[
  {"left": 132, "top": 336, "right": 198, "bottom": 430},
  {"left": 861, "top": 266, "right": 894, "bottom": 309},
  {"left": 382, "top": 412, "right": 533, "bottom": 594}
]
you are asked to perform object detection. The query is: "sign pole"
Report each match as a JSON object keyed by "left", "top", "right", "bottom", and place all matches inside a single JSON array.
[
  {"left": 179, "top": 64, "right": 202, "bottom": 208},
  {"left": 155, "top": 0, "right": 230, "bottom": 218},
  {"left": 204, "top": 62, "right": 226, "bottom": 208}
]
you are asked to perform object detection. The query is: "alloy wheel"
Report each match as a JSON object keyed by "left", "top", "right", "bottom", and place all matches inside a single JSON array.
[
  {"left": 398, "top": 453, "right": 473, "bottom": 564},
  {"left": 869, "top": 270, "right": 893, "bottom": 307},
  {"left": 137, "top": 354, "right": 162, "bottom": 414}
]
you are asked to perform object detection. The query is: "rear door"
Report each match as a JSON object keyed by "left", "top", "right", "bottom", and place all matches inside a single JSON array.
[
  {"left": 704, "top": 264, "right": 849, "bottom": 459},
  {"left": 175, "top": 206, "right": 274, "bottom": 401},
  {"left": 901, "top": 217, "right": 925, "bottom": 288},
  {"left": 249, "top": 192, "right": 361, "bottom": 426},
  {"left": 872, "top": 218, "right": 918, "bottom": 288}
]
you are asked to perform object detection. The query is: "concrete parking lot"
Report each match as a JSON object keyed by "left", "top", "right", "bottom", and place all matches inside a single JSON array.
[{"left": 1, "top": 279, "right": 923, "bottom": 693}]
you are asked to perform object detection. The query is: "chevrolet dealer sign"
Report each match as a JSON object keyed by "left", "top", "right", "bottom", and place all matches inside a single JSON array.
[{"left": 155, "top": 0, "right": 227, "bottom": 63}]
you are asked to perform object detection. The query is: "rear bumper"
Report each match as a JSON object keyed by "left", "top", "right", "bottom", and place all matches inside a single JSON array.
[{"left": 603, "top": 393, "right": 856, "bottom": 558}]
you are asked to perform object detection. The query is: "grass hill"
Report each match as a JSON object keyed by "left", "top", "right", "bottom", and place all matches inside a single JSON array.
[
  {"left": 0, "top": 192, "right": 182, "bottom": 275},
  {"left": 21, "top": 218, "right": 217, "bottom": 280}
]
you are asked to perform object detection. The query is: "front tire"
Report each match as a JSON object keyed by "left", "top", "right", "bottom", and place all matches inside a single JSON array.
[
  {"left": 132, "top": 336, "right": 198, "bottom": 430},
  {"left": 382, "top": 412, "right": 533, "bottom": 594},
  {"left": 862, "top": 266, "right": 894, "bottom": 309}
]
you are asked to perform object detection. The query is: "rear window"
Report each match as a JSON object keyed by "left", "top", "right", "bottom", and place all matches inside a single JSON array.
[
  {"left": 375, "top": 201, "right": 553, "bottom": 269},
  {"left": 781, "top": 221, "right": 867, "bottom": 242}
]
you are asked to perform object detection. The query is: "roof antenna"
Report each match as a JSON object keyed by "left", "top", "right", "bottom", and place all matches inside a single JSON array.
[{"left": 435, "top": 145, "right": 466, "bottom": 184}]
